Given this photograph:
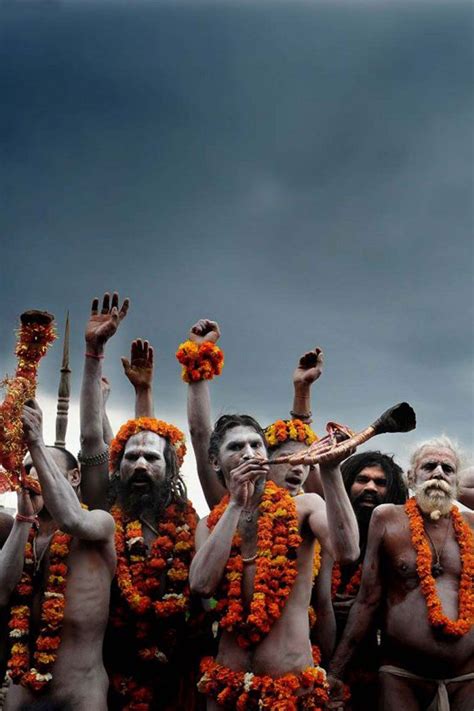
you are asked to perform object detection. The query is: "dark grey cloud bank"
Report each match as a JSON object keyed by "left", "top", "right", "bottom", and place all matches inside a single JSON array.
[{"left": 1, "top": 1, "right": 473, "bottom": 461}]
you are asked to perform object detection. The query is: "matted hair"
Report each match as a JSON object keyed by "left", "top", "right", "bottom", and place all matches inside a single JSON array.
[
  {"left": 341, "top": 450, "right": 407, "bottom": 505},
  {"left": 409, "top": 435, "right": 463, "bottom": 475},
  {"left": 208, "top": 414, "right": 267, "bottom": 462}
]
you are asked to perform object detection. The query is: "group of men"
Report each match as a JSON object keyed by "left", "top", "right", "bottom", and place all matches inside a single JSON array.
[{"left": 0, "top": 292, "right": 472, "bottom": 711}]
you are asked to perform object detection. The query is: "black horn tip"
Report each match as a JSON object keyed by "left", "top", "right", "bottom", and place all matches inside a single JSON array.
[{"left": 373, "top": 402, "right": 416, "bottom": 434}]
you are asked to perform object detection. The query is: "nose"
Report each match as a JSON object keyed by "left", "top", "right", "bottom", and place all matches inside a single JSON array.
[
  {"left": 363, "top": 480, "right": 378, "bottom": 492},
  {"left": 241, "top": 443, "right": 254, "bottom": 461},
  {"left": 290, "top": 463, "right": 304, "bottom": 476},
  {"left": 133, "top": 456, "right": 148, "bottom": 472},
  {"left": 432, "top": 464, "right": 447, "bottom": 479}
]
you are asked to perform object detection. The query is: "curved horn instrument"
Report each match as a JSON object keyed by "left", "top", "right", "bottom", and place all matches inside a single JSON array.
[{"left": 270, "top": 402, "right": 416, "bottom": 466}]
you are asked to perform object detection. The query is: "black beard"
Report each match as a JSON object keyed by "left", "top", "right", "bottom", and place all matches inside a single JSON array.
[
  {"left": 117, "top": 477, "right": 171, "bottom": 521},
  {"left": 352, "top": 491, "right": 384, "bottom": 553}
]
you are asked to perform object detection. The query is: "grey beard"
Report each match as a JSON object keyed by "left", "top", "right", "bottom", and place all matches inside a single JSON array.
[{"left": 414, "top": 479, "right": 456, "bottom": 517}]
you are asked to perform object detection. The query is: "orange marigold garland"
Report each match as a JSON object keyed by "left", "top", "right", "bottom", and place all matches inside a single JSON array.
[
  {"left": 331, "top": 563, "right": 362, "bottom": 600},
  {"left": 110, "top": 501, "right": 197, "bottom": 709},
  {"left": 0, "top": 311, "right": 56, "bottom": 492},
  {"left": 207, "top": 480, "right": 301, "bottom": 649},
  {"left": 265, "top": 419, "right": 318, "bottom": 450},
  {"left": 176, "top": 339, "right": 224, "bottom": 383},
  {"left": 109, "top": 418, "right": 186, "bottom": 473},
  {"left": 7, "top": 527, "right": 72, "bottom": 692},
  {"left": 198, "top": 646, "right": 329, "bottom": 710},
  {"left": 405, "top": 497, "right": 474, "bottom": 637}
]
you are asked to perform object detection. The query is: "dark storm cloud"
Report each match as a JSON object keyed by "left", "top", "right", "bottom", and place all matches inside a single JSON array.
[{"left": 1, "top": 1, "right": 472, "bottom": 458}]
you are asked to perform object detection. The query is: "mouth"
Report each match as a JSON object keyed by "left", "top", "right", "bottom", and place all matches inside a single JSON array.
[
  {"left": 130, "top": 474, "right": 152, "bottom": 488},
  {"left": 285, "top": 476, "right": 302, "bottom": 489}
]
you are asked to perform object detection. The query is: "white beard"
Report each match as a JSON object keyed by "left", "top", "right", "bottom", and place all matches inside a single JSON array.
[{"left": 414, "top": 479, "right": 456, "bottom": 520}]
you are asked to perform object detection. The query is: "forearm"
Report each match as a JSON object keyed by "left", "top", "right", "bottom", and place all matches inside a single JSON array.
[
  {"left": 190, "top": 503, "right": 241, "bottom": 596},
  {"left": 188, "top": 380, "right": 225, "bottom": 508},
  {"left": 0, "top": 520, "right": 32, "bottom": 606},
  {"left": 135, "top": 385, "right": 154, "bottom": 418},
  {"left": 292, "top": 383, "right": 313, "bottom": 422},
  {"left": 29, "top": 441, "right": 84, "bottom": 532},
  {"left": 80, "top": 352, "right": 106, "bottom": 454},
  {"left": 102, "top": 410, "right": 114, "bottom": 445},
  {"left": 329, "top": 597, "right": 378, "bottom": 678},
  {"left": 319, "top": 465, "right": 359, "bottom": 563}
]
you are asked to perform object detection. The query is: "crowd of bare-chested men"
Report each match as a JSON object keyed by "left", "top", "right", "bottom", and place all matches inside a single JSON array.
[{"left": 0, "top": 292, "right": 472, "bottom": 711}]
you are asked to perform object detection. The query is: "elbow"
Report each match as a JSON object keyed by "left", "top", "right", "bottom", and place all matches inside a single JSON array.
[
  {"left": 189, "top": 565, "right": 214, "bottom": 598},
  {"left": 336, "top": 542, "right": 360, "bottom": 566}
]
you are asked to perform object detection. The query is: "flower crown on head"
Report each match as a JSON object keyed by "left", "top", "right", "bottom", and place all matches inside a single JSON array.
[
  {"left": 109, "top": 417, "right": 186, "bottom": 473},
  {"left": 265, "top": 419, "right": 318, "bottom": 450}
]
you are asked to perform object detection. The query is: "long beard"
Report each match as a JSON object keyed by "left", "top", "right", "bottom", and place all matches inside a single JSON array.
[
  {"left": 414, "top": 479, "right": 457, "bottom": 519},
  {"left": 118, "top": 477, "right": 171, "bottom": 520}
]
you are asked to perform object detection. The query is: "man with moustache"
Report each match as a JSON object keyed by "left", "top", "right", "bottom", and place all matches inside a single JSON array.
[
  {"left": 328, "top": 437, "right": 474, "bottom": 710},
  {"left": 330, "top": 451, "right": 407, "bottom": 709},
  {"left": 79, "top": 294, "right": 198, "bottom": 710},
  {"left": 2, "top": 400, "right": 116, "bottom": 711},
  {"left": 190, "top": 413, "right": 359, "bottom": 710}
]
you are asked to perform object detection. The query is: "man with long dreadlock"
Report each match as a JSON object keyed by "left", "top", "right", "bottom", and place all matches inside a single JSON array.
[
  {"left": 79, "top": 293, "right": 199, "bottom": 710},
  {"left": 329, "top": 451, "right": 407, "bottom": 709}
]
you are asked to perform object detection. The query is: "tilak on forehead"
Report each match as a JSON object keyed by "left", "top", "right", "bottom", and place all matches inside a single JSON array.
[
  {"left": 264, "top": 418, "right": 318, "bottom": 450},
  {"left": 109, "top": 417, "right": 187, "bottom": 472}
]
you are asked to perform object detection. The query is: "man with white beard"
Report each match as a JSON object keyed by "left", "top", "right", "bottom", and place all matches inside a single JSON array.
[{"left": 328, "top": 437, "right": 474, "bottom": 711}]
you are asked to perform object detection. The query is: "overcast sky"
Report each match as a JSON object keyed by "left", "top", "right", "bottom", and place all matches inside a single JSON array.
[{"left": 1, "top": 0, "right": 472, "bottom": 513}]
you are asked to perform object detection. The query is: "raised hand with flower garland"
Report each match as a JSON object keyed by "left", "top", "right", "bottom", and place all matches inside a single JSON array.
[
  {"left": 190, "top": 414, "right": 359, "bottom": 710},
  {"left": 2, "top": 398, "right": 116, "bottom": 711},
  {"left": 178, "top": 318, "right": 227, "bottom": 510},
  {"left": 329, "top": 439, "right": 474, "bottom": 711}
]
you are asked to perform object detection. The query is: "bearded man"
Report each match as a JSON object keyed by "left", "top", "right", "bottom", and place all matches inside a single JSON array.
[
  {"left": 1, "top": 399, "right": 116, "bottom": 711},
  {"left": 328, "top": 436, "right": 474, "bottom": 711},
  {"left": 190, "top": 412, "right": 359, "bottom": 710},
  {"left": 79, "top": 294, "right": 198, "bottom": 710},
  {"left": 329, "top": 451, "right": 407, "bottom": 709}
]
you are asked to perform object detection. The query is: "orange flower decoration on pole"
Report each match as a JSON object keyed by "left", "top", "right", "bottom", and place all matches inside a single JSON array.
[
  {"left": 0, "top": 311, "right": 56, "bottom": 492},
  {"left": 176, "top": 339, "right": 224, "bottom": 383},
  {"left": 109, "top": 417, "right": 186, "bottom": 473},
  {"left": 265, "top": 419, "right": 318, "bottom": 450},
  {"left": 405, "top": 497, "right": 474, "bottom": 637}
]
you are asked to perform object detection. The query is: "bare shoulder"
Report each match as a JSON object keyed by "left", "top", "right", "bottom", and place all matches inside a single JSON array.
[
  {"left": 295, "top": 492, "right": 325, "bottom": 515},
  {"left": 460, "top": 508, "right": 474, "bottom": 527}
]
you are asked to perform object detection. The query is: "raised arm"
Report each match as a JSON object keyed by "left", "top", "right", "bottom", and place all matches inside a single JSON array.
[
  {"left": 328, "top": 507, "right": 386, "bottom": 693},
  {"left": 459, "top": 466, "right": 474, "bottom": 510},
  {"left": 121, "top": 339, "right": 155, "bottom": 418},
  {"left": 0, "top": 488, "right": 41, "bottom": 607},
  {"left": 185, "top": 319, "right": 226, "bottom": 509},
  {"left": 291, "top": 348, "right": 323, "bottom": 425},
  {"left": 23, "top": 400, "right": 115, "bottom": 542},
  {"left": 189, "top": 459, "right": 267, "bottom": 596},
  {"left": 308, "top": 450, "right": 359, "bottom": 564},
  {"left": 80, "top": 292, "right": 129, "bottom": 509}
]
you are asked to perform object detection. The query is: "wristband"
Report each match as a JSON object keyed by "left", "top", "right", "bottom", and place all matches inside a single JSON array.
[
  {"left": 176, "top": 340, "right": 224, "bottom": 383},
  {"left": 16, "top": 513, "right": 38, "bottom": 526},
  {"left": 85, "top": 352, "right": 104, "bottom": 360}
]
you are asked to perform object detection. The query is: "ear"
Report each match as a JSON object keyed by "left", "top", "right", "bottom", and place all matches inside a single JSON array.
[
  {"left": 67, "top": 468, "right": 81, "bottom": 488},
  {"left": 210, "top": 455, "right": 220, "bottom": 473}
]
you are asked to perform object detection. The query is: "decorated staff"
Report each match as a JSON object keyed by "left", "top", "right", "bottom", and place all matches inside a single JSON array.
[
  {"left": 54, "top": 311, "right": 71, "bottom": 448},
  {"left": 0, "top": 311, "right": 56, "bottom": 492},
  {"left": 271, "top": 402, "right": 416, "bottom": 466}
]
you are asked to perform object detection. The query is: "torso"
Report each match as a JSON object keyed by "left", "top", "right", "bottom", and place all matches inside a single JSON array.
[
  {"left": 216, "top": 493, "right": 319, "bottom": 676},
  {"left": 379, "top": 505, "right": 474, "bottom": 677},
  {"left": 5, "top": 534, "right": 115, "bottom": 711}
]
